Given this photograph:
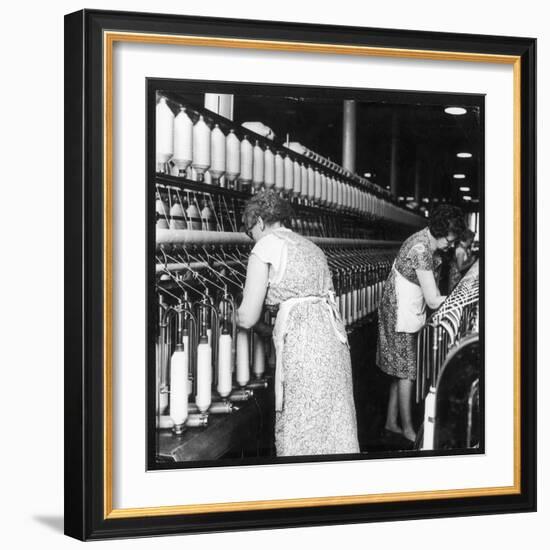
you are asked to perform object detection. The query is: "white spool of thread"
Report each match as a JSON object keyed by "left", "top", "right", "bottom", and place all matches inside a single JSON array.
[
  {"left": 253, "top": 335, "right": 266, "bottom": 379},
  {"left": 320, "top": 173, "right": 327, "bottom": 204},
  {"left": 326, "top": 176, "right": 333, "bottom": 206},
  {"left": 300, "top": 164, "right": 308, "bottom": 198},
  {"left": 156, "top": 97, "right": 174, "bottom": 169},
  {"left": 274, "top": 151, "right": 285, "bottom": 191},
  {"left": 340, "top": 293, "right": 347, "bottom": 326},
  {"left": 169, "top": 343, "right": 189, "bottom": 429},
  {"left": 292, "top": 160, "right": 301, "bottom": 195},
  {"left": 169, "top": 200, "right": 185, "bottom": 230},
  {"left": 253, "top": 141, "right": 264, "bottom": 189},
  {"left": 172, "top": 107, "right": 193, "bottom": 175},
  {"left": 186, "top": 203, "right": 202, "bottom": 230},
  {"left": 210, "top": 124, "right": 226, "bottom": 182},
  {"left": 314, "top": 169, "right": 322, "bottom": 202},
  {"left": 422, "top": 386, "right": 436, "bottom": 450},
  {"left": 217, "top": 333, "right": 233, "bottom": 398},
  {"left": 225, "top": 130, "right": 241, "bottom": 184},
  {"left": 236, "top": 330, "right": 250, "bottom": 387},
  {"left": 348, "top": 290, "right": 354, "bottom": 324},
  {"left": 264, "top": 147, "right": 275, "bottom": 188},
  {"left": 283, "top": 155, "right": 294, "bottom": 194},
  {"left": 239, "top": 136, "right": 253, "bottom": 185},
  {"left": 336, "top": 180, "right": 342, "bottom": 208},
  {"left": 366, "top": 285, "right": 373, "bottom": 314},
  {"left": 307, "top": 166, "right": 316, "bottom": 201},
  {"left": 201, "top": 205, "right": 215, "bottom": 232},
  {"left": 195, "top": 341, "right": 212, "bottom": 414},
  {"left": 183, "top": 333, "right": 192, "bottom": 395},
  {"left": 192, "top": 115, "right": 211, "bottom": 178},
  {"left": 156, "top": 197, "right": 169, "bottom": 229}
]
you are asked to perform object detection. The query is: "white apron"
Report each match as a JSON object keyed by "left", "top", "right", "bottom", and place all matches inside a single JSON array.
[{"left": 393, "top": 264, "right": 426, "bottom": 333}]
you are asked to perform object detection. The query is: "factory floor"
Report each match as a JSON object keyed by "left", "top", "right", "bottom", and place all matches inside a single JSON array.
[{"left": 349, "top": 318, "right": 423, "bottom": 454}]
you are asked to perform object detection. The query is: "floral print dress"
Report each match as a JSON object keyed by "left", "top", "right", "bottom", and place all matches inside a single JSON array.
[
  {"left": 377, "top": 227, "right": 441, "bottom": 380},
  {"left": 252, "top": 228, "right": 359, "bottom": 457}
]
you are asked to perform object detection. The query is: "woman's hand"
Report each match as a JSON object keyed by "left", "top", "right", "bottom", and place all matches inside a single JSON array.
[{"left": 416, "top": 269, "right": 445, "bottom": 310}]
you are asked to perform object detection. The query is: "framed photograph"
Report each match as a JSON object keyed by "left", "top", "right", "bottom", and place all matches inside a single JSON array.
[{"left": 64, "top": 9, "right": 536, "bottom": 540}]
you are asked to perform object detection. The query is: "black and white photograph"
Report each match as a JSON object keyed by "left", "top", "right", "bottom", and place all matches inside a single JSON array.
[{"left": 149, "top": 80, "right": 483, "bottom": 468}]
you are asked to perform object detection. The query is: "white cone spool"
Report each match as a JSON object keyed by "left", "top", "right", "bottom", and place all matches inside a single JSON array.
[
  {"left": 225, "top": 130, "right": 241, "bottom": 183},
  {"left": 422, "top": 386, "right": 436, "bottom": 450},
  {"left": 186, "top": 203, "right": 202, "bottom": 231},
  {"left": 274, "top": 151, "right": 284, "bottom": 191},
  {"left": 217, "top": 333, "right": 233, "bottom": 398},
  {"left": 300, "top": 164, "right": 308, "bottom": 197},
  {"left": 307, "top": 166, "right": 315, "bottom": 201},
  {"left": 192, "top": 115, "right": 211, "bottom": 177},
  {"left": 253, "top": 141, "right": 264, "bottom": 188},
  {"left": 156, "top": 197, "right": 169, "bottom": 229},
  {"left": 183, "top": 334, "right": 192, "bottom": 395},
  {"left": 195, "top": 342, "right": 212, "bottom": 414},
  {"left": 327, "top": 177, "right": 333, "bottom": 206},
  {"left": 201, "top": 205, "right": 215, "bottom": 231},
  {"left": 210, "top": 124, "right": 226, "bottom": 181},
  {"left": 239, "top": 136, "right": 253, "bottom": 185},
  {"left": 282, "top": 155, "right": 294, "bottom": 194},
  {"left": 293, "top": 160, "right": 301, "bottom": 195},
  {"left": 172, "top": 107, "right": 193, "bottom": 174},
  {"left": 264, "top": 147, "right": 275, "bottom": 188},
  {"left": 156, "top": 97, "right": 174, "bottom": 167},
  {"left": 320, "top": 173, "right": 327, "bottom": 204},
  {"left": 367, "top": 285, "right": 373, "bottom": 313},
  {"left": 253, "top": 335, "right": 266, "bottom": 379},
  {"left": 169, "top": 200, "right": 185, "bottom": 230},
  {"left": 314, "top": 169, "right": 322, "bottom": 202},
  {"left": 169, "top": 344, "right": 189, "bottom": 428},
  {"left": 236, "top": 330, "right": 250, "bottom": 387}
]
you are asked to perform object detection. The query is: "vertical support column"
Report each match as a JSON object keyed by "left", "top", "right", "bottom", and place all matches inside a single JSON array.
[
  {"left": 204, "top": 93, "right": 234, "bottom": 120},
  {"left": 414, "top": 146, "right": 422, "bottom": 204},
  {"left": 390, "top": 113, "right": 400, "bottom": 196},
  {"left": 342, "top": 100, "right": 357, "bottom": 173}
]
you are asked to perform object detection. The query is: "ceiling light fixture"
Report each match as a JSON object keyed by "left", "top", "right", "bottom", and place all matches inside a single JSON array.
[
  {"left": 459, "top": 186, "right": 470, "bottom": 192},
  {"left": 453, "top": 174, "right": 466, "bottom": 179},
  {"left": 445, "top": 106, "right": 467, "bottom": 115},
  {"left": 463, "top": 196, "right": 472, "bottom": 201},
  {"left": 457, "top": 152, "right": 473, "bottom": 158},
  {"left": 363, "top": 172, "right": 372, "bottom": 178}
]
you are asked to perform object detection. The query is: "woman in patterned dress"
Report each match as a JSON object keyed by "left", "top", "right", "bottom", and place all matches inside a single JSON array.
[
  {"left": 448, "top": 228, "right": 476, "bottom": 292},
  {"left": 237, "top": 190, "right": 359, "bottom": 457},
  {"left": 377, "top": 205, "right": 466, "bottom": 443}
]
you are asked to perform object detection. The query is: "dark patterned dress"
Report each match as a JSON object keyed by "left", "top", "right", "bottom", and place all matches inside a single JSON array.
[
  {"left": 377, "top": 227, "right": 441, "bottom": 380},
  {"left": 448, "top": 244, "right": 471, "bottom": 292},
  {"left": 252, "top": 228, "right": 359, "bottom": 457}
]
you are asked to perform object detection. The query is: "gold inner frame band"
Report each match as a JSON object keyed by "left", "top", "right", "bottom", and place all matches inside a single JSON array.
[{"left": 103, "top": 30, "right": 522, "bottom": 520}]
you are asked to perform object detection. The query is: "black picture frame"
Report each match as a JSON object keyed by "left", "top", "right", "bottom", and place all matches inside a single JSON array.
[{"left": 64, "top": 8, "right": 536, "bottom": 541}]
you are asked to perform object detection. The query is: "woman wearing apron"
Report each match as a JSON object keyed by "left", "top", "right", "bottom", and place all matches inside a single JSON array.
[
  {"left": 237, "top": 190, "right": 359, "bottom": 457},
  {"left": 448, "top": 228, "right": 476, "bottom": 292},
  {"left": 377, "top": 205, "right": 466, "bottom": 444}
]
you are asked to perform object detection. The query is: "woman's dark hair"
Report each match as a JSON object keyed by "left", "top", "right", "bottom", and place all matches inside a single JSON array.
[
  {"left": 242, "top": 189, "right": 294, "bottom": 227},
  {"left": 428, "top": 204, "right": 466, "bottom": 238}
]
